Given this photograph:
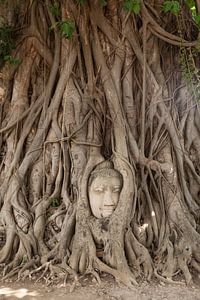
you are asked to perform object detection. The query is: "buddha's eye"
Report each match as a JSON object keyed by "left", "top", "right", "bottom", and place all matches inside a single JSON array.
[
  {"left": 94, "top": 188, "right": 104, "bottom": 193},
  {"left": 113, "top": 187, "right": 120, "bottom": 193}
]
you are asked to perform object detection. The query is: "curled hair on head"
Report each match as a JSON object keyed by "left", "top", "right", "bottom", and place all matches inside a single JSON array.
[{"left": 88, "top": 160, "right": 123, "bottom": 187}]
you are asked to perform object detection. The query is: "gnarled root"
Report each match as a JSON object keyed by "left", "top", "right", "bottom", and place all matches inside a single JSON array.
[
  {"left": 125, "top": 229, "right": 153, "bottom": 281},
  {"left": 69, "top": 225, "right": 97, "bottom": 274},
  {"left": 17, "top": 255, "right": 40, "bottom": 281},
  {"left": 68, "top": 222, "right": 138, "bottom": 287},
  {"left": 154, "top": 268, "right": 184, "bottom": 285},
  {"left": 154, "top": 237, "right": 193, "bottom": 285},
  {"left": 175, "top": 240, "right": 192, "bottom": 285},
  {"left": 94, "top": 257, "right": 137, "bottom": 288}
]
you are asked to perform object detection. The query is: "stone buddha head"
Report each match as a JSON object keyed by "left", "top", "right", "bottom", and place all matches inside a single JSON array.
[{"left": 88, "top": 161, "right": 122, "bottom": 218}]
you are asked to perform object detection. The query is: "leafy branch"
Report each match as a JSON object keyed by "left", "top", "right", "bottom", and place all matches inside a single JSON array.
[
  {"left": 162, "top": 0, "right": 200, "bottom": 27},
  {"left": 123, "top": 0, "right": 141, "bottom": 14},
  {"left": 162, "top": 1, "right": 180, "bottom": 15},
  {"left": 50, "top": 20, "right": 75, "bottom": 39},
  {"left": 185, "top": 0, "right": 200, "bottom": 28},
  {"left": 179, "top": 47, "right": 200, "bottom": 105},
  {"left": 60, "top": 21, "right": 75, "bottom": 39}
]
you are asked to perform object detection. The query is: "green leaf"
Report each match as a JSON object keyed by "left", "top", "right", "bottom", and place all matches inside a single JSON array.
[
  {"left": 194, "top": 14, "right": 200, "bottom": 27},
  {"left": 185, "top": 0, "right": 195, "bottom": 9},
  {"left": 3, "top": 55, "right": 21, "bottom": 65},
  {"left": 0, "top": 24, "right": 17, "bottom": 69},
  {"left": 49, "top": 2, "right": 60, "bottom": 17},
  {"left": 75, "top": 0, "right": 87, "bottom": 5},
  {"left": 50, "top": 198, "right": 61, "bottom": 207},
  {"left": 3, "top": 54, "right": 11, "bottom": 61},
  {"left": 162, "top": 1, "right": 180, "bottom": 15},
  {"left": 9, "top": 57, "right": 21, "bottom": 65},
  {"left": 100, "top": 0, "right": 107, "bottom": 6},
  {"left": 60, "top": 21, "right": 75, "bottom": 39},
  {"left": 123, "top": 0, "right": 141, "bottom": 14}
]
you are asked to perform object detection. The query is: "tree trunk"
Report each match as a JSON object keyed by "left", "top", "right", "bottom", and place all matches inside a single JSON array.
[{"left": 0, "top": 0, "right": 200, "bottom": 286}]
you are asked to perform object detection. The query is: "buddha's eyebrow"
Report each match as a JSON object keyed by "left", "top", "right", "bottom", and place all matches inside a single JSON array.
[{"left": 94, "top": 184, "right": 104, "bottom": 188}]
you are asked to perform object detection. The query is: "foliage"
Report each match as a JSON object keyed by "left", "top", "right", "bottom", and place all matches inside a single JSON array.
[
  {"left": 100, "top": 0, "right": 107, "bottom": 7},
  {"left": 162, "top": 1, "right": 200, "bottom": 28},
  {"left": 177, "top": 0, "right": 200, "bottom": 102},
  {"left": 60, "top": 21, "right": 75, "bottom": 39},
  {"left": 194, "top": 14, "right": 200, "bottom": 27},
  {"left": 3, "top": 55, "right": 20, "bottom": 65},
  {"left": 183, "top": 0, "right": 200, "bottom": 27},
  {"left": 0, "top": 25, "right": 14, "bottom": 57},
  {"left": 49, "top": 20, "right": 75, "bottom": 39},
  {"left": 75, "top": 0, "right": 87, "bottom": 5},
  {"left": 48, "top": 1, "right": 75, "bottom": 39},
  {"left": 179, "top": 47, "right": 200, "bottom": 104},
  {"left": 49, "top": 1, "right": 60, "bottom": 17},
  {"left": 123, "top": 0, "right": 141, "bottom": 14},
  {"left": 162, "top": 1, "right": 180, "bottom": 15},
  {"left": 185, "top": 0, "right": 195, "bottom": 8},
  {"left": 0, "top": 24, "right": 20, "bottom": 67},
  {"left": 50, "top": 198, "right": 61, "bottom": 207}
]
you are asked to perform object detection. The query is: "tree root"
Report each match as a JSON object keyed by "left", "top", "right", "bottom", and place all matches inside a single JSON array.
[
  {"left": 2, "top": 266, "right": 21, "bottom": 281},
  {"left": 17, "top": 255, "right": 40, "bottom": 281},
  {"left": 94, "top": 257, "right": 138, "bottom": 288},
  {"left": 29, "top": 261, "right": 52, "bottom": 282},
  {"left": 70, "top": 228, "right": 138, "bottom": 287},
  {"left": 125, "top": 230, "right": 153, "bottom": 281},
  {"left": 154, "top": 237, "right": 193, "bottom": 285},
  {"left": 154, "top": 268, "right": 185, "bottom": 285},
  {"left": 190, "top": 258, "right": 200, "bottom": 280},
  {"left": 84, "top": 265, "right": 101, "bottom": 285}
]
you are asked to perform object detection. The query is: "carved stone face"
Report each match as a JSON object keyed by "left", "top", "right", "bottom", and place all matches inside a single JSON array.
[{"left": 88, "top": 176, "right": 121, "bottom": 218}]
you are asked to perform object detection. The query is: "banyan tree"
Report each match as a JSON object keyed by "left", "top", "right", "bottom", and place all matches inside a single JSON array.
[{"left": 0, "top": 0, "right": 200, "bottom": 286}]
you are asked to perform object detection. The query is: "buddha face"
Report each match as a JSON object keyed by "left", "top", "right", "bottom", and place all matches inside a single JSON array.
[{"left": 88, "top": 176, "right": 122, "bottom": 218}]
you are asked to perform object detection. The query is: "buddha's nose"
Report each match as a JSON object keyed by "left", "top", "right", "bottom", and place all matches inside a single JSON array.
[{"left": 103, "top": 190, "right": 114, "bottom": 206}]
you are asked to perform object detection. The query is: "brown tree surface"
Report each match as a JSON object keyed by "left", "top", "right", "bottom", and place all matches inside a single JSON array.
[{"left": 0, "top": 0, "right": 200, "bottom": 287}]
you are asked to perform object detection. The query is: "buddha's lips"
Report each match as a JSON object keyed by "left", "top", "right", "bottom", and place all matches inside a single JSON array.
[{"left": 102, "top": 209, "right": 115, "bottom": 215}]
